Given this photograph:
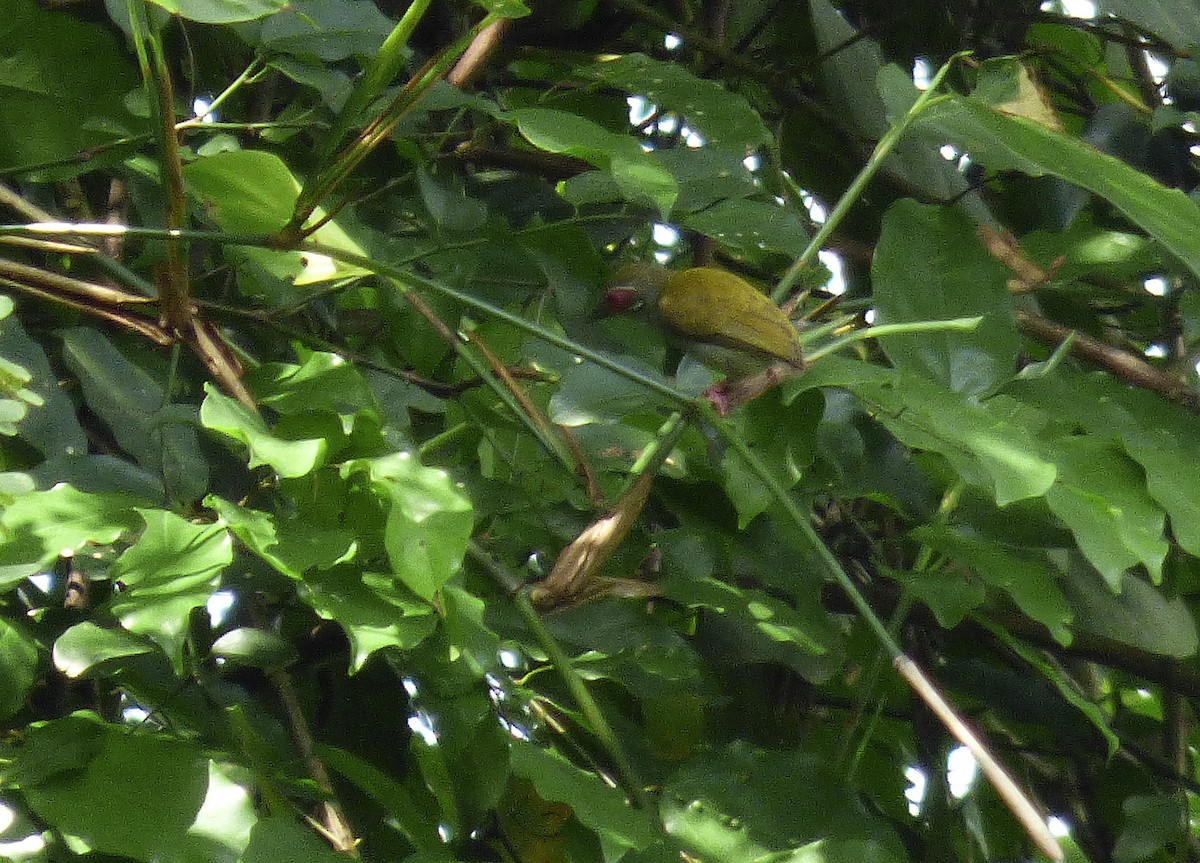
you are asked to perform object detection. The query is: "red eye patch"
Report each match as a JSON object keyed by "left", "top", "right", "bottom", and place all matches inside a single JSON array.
[{"left": 602, "top": 287, "right": 641, "bottom": 313}]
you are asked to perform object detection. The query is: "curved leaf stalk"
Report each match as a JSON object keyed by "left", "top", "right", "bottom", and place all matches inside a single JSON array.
[
  {"left": 124, "top": 0, "right": 190, "bottom": 335},
  {"left": 774, "top": 50, "right": 970, "bottom": 305},
  {"left": 708, "top": 405, "right": 1063, "bottom": 861},
  {"left": 310, "top": 0, "right": 434, "bottom": 169},
  {"left": 293, "top": 9, "right": 523, "bottom": 234},
  {"left": 395, "top": 280, "right": 579, "bottom": 477},
  {"left": 466, "top": 543, "right": 651, "bottom": 809}
]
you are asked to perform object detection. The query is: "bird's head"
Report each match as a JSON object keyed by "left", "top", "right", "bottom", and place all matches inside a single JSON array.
[{"left": 600, "top": 263, "right": 671, "bottom": 316}]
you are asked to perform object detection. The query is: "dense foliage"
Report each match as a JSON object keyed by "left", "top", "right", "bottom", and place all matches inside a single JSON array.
[{"left": 2, "top": 0, "right": 1200, "bottom": 861}]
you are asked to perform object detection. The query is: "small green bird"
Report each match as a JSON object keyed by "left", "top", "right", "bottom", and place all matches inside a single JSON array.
[{"left": 602, "top": 263, "right": 804, "bottom": 412}]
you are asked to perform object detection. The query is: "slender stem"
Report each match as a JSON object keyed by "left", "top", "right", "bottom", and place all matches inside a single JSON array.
[
  {"left": 773, "top": 51, "right": 969, "bottom": 303},
  {"left": 467, "top": 542, "right": 650, "bottom": 808}
]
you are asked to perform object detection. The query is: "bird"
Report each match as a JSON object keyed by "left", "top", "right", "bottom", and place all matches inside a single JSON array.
[{"left": 601, "top": 262, "right": 804, "bottom": 413}]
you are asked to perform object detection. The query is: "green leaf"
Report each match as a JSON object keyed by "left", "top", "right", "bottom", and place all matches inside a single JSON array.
[
  {"left": 661, "top": 742, "right": 905, "bottom": 863},
  {"left": 1113, "top": 794, "right": 1187, "bottom": 863},
  {"left": 916, "top": 58, "right": 1200, "bottom": 281},
  {"left": 1007, "top": 370, "right": 1200, "bottom": 558},
  {"left": 61, "top": 328, "right": 208, "bottom": 503},
  {"left": 1064, "top": 567, "right": 1198, "bottom": 658},
  {"left": 0, "top": 484, "right": 141, "bottom": 577},
  {"left": 720, "top": 389, "right": 821, "bottom": 528},
  {"left": 1045, "top": 437, "right": 1168, "bottom": 589},
  {"left": 258, "top": 0, "right": 395, "bottom": 60},
  {"left": 108, "top": 509, "right": 231, "bottom": 671},
  {"left": 301, "top": 568, "right": 436, "bottom": 671},
  {"left": 200, "top": 383, "right": 327, "bottom": 478},
  {"left": 509, "top": 740, "right": 657, "bottom": 850},
  {"left": 210, "top": 627, "right": 298, "bottom": 670},
  {"left": 317, "top": 744, "right": 441, "bottom": 849},
  {"left": 579, "top": 53, "right": 771, "bottom": 152},
  {"left": 911, "top": 524, "right": 1072, "bottom": 645},
  {"left": 241, "top": 816, "right": 348, "bottom": 862},
  {"left": 22, "top": 726, "right": 213, "bottom": 860},
  {"left": 53, "top": 621, "right": 156, "bottom": 678},
  {"left": 880, "top": 565, "right": 986, "bottom": 630},
  {"left": 802, "top": 359, "right": 1056, "bottom": 505},
  {"left": 145, "top": 0, "right": 285, "bottom": 24},
  {"left": 872, "top": 200, "right": 1017, "bottom": 395},
  {"left": 341, "top": 453, "right": 474, "bottom": 600},
  {"left": 0, "top": 616, "right": 39, "bottom": 720},
  {"left": 0, "top": 305, "right": 85, "bottom": 456},
  {"left": 184, "top": 151, "right": 369, "bottom": 284},
  {"left": 207, "top": 495, "right": 356, "bottom": 579},
  {"left": 682, "top": 198, "right": 810, "bottom": 257},
  {"left": 509, "top": 107, "right": 678, "bottom": 218},
  {"left": 0, "top": 0, "right": 143, "bottom": 175}
]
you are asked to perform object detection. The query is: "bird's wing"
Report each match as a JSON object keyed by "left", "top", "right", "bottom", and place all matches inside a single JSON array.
[{"left": 659, "top": 269, "right": 802, "bottom": 365}]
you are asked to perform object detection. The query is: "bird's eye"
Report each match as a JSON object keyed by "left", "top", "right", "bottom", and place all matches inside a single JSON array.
[{"left": 602, "top": 288, "right": 642, "bottom": 313}]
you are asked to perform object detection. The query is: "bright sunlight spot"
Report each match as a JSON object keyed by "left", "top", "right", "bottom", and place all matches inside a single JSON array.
[
  {"left": 947, "top": 746, "right": 979, "bottom": 799},
  {"left": 0, "top": 802, "right": 14, "bottom": 834},
  {"left": 627, "top": 96, "right": 654, "bottom": 126},
  {"left": 664, "top": 33, "right": 681, "bottom": 50},
  {"left": 192, "top": 97, "right": 215, "bottom": 124},
  {"left": 499, "top": 647, "right": 522, "bottom": 669},
  {"left": 865, "top": 308, "right": 877, "bottom": 325},
  {"left": 743, "top": 153, "right": 761, "bottom": 172},
  {"left": 819, "top": 250, "right": 847, "bottom": 295},
  {"left": 904, "top": 766, "right": 927, "bottom": 816},
  {"left": 0, "top": 834, "right": 47, "bottom": 857},
  {"left": 123, "top": 705, "right": 150, "bottom": 723},
  {"left": 684, "top": 127, "right": 705, "bottom": 148},
  {"left": 939, "top": 144, "right": 959, "bottom": 161},
  {"left": 658, "top": 114, "right": 679, "bottom": 134},
  {"left": 206, "top": 590, "right": 236, "bottom": 627},
  {"left": 1144, "top": 276, "right": 1168, "bottom": 296},
  {"left": 802, "top": 192, "right": 827, "bottom": 224},
  {"left": 1145, "top": 53, "right": 1169, "bottom": 86},
  {"left": 408, "top": 710, "right": 439, "bottom": 746},
  {"left": 913, "top": 57, "right": 933, "bottom": 90},
  {"left": 653, "top": 223, "right": 680, "bottom": 247},
  {"left": 27, "top": 573, "right": 51, "bottom": 593},
  {"left": 1049, "top": 816, "right": 1071, "bottom": 837},
  {"left": 1044, "top": 0, "right": 1096, "bottom": 17},
  {"left": 1145, "top": 344, "right": 1167, "bottom": 358}
]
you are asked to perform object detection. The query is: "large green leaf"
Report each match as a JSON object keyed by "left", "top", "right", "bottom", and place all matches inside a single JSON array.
[
  {"left": 912, "top": 524, "right": 1072, "bottom": 644},
  {"left": 915, "top": 58, "right": 1200, "bottom": 280},
  {"left": 0, "top": 484, "right": 141, "bottom": 584},
  {"left": 200, "top": 384, "right": 327, "bottom": 478},
  {"left": 0, "top": 0, "right": 143, "bottom": 175},
  {"left": 108, "top": 509, "right": 231, "bottom": 672},
  {"left": 509, "top": 108, "right": 678, "bottom": 218},
  {"left": 1007, "top": 370, "right": 1200, "bottom": 558},
  {"left": 509, "top": 740, "right": 658, "bottom": 850},
  {"left": 207, "top": 495, "right": 356, "bottom": 579},
  {"left": 301, "top": 568, "right": 436, "bottom": 671},
  {"left": 61, "top": 328, "right": 208, "bottom": 503},
  {"left": 0, "top": 616, "right": 39, "bottom": 721},
  {"left": 53, "top": 621, "right": 156, "bottom": 678},
  {"left": 798, "top": 359, "right": 1056, "bottom": 505},
  {"left": 661, "top": 742, "right": 905, "bottom": 863},
  {"left": 1044, "top": 437, "right": 1168, "bottom": 589},
  {"left": 341, "top": 453, "right": 474, "bottom": 600},
  {"left": 579, "top": 53, "right": 772, "bottom": 152},
  {"left": 872, "top": 200, "right": 1017, "bottom": 396},
  {"left": 22, "top": 724, "right": 217, "bottom": 861},
  {"left": 144, "top": 0, "right": 285, "bottom": 24}
]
